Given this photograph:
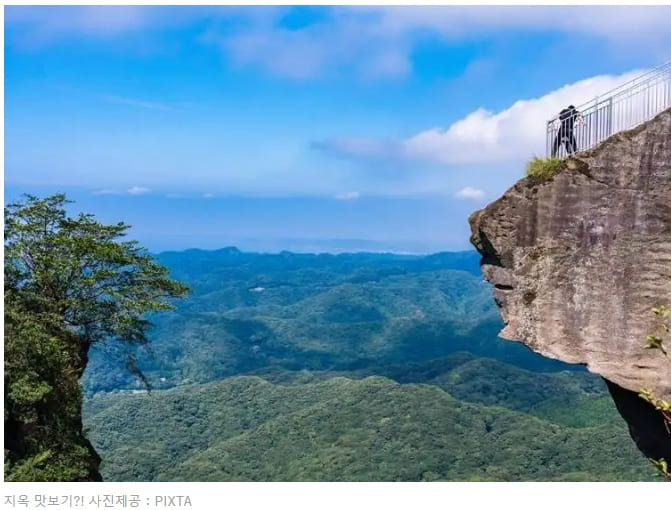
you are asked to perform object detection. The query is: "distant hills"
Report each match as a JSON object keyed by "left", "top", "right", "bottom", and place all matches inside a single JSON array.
[
  {"left": 83, "top": 249, "right": 656, "bottom": 481},
  {"left": 83, "top": 249, "right": 570, "bottom": 394}
]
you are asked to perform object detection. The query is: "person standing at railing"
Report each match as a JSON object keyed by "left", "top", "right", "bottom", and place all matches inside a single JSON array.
[{"left": 551, "top": 105, "right": 583, "bottom": 157}]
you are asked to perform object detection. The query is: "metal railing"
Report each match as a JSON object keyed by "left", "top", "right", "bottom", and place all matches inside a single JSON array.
[{"left": 546, "top": 60, "right": 671, "bottom": 158}]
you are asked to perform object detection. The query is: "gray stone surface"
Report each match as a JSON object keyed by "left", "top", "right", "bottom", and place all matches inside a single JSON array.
[{"left": 469, "top": 108, "right": 671, "bottom": 402}]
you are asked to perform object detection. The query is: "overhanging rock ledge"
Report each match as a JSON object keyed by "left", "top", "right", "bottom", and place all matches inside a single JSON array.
[{"left": 469, "top": 108, "right": 671, "bottom": 462}]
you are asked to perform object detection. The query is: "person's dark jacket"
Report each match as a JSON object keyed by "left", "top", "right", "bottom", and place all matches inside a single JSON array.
[{"left": 558, "top": 106, "right": 578, "bottom": 134}]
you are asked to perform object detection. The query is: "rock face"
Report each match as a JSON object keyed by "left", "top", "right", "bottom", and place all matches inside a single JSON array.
[{"left": 469, "top": 108, "right": 671, "bottom": 462}]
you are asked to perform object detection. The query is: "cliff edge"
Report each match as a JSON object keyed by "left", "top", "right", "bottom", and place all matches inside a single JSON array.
[{"left": 469, "top": 108, "right": 671, "bottom": 463}]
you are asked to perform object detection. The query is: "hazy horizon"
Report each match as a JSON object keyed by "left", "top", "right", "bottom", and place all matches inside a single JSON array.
[{"left": 4, "top": 184, "right": 480, "bottom": 253}]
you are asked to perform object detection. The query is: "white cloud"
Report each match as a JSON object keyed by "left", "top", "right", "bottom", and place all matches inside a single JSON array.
[
  {"left": 7, "top": 6, "right": 671, "bottom": 78},
  {"left": 127, "top": 186, "right": 150, "bottom": 195},
  {"left": 335, "top": 191, "right": 360, "bottom": 200},
  {"left": 203, "top": 6, "right": 671, "bottom": 80},
  {"left": 5, "top": 6, "right": 146, "bottom": 37},
  {"left": 402, "top": 69, "right": 650, "bottom": 164},
  {"left": 207, "top": 6, "right": 671, "bottom": 80},
  {"left": 4, "top": 5, "right": 226, "bottom": 47},
  {"left": 206, "top": 10, "right": 412, "bottom": 80},
  {"left": 92, "top": 186, "right": 151, "bottom": 196},
  {"left": 454, "top": 187, "right": 485, "bottom": 200},
  {"left": 10, "top": 6, "right": 671, "bottom": 44},
  {"left": 373, "top": 6, "right": 671, "bottom": 43}
]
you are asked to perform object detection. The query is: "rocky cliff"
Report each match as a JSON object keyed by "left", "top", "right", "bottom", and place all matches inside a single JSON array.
[{"left": 469, "top": 108, "right": 671, "bottom": 464}]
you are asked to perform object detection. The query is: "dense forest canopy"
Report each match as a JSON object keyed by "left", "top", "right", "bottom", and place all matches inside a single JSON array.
[
  {"left": 85, "top": 363, "right": 653, "bottom": 482},
  {"left": 84, "top": 248, "right": 572, "bottom": 394}
]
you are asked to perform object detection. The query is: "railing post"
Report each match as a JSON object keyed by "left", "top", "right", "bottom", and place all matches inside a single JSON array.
[
  {"left": 546, "top": 121, "right": 550, "bottom": 157},
  {"left": 607, "top": 96, "right": 613, "bottom": 137},
  {"left": 592, "top": 96, "right": 598, "bottom": 147}
]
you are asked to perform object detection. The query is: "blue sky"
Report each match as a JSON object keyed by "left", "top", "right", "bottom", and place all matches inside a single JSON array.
[{"left": 5, "top": 5, "right": 671, "bottom": 252}]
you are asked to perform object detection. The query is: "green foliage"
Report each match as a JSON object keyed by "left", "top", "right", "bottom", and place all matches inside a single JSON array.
[
  {"left": 638, "top": 306, "right": 671, "bottom": 419},
  {"left": 652, "top": 305, "right": 671, "bottom": 318},
  {"left": 84, "top": 250, "right": 571, "bottom": 394},
  {"left": 5, "top": 194, "right": 189, "bottom": 354},
  {"left": 4, "top": 194, "right": 188, "bottom": 481},
  {"left": 525, "top": 157, "right": 565, "bottom": 181},
  {"left": 529, "top": 396, "right": 618, "bottom": 429},
  {"left": 425, "top": 357, "right": 604, "bottom": 414},
  {"left": 84, "top": 368, "right": 654, "bottom": 482},
  {"left": 646, "top": 335, "right": 667, "bottom": 353},
  {"left": 638, "top": 389, "right": 671, "bottom": 413},
  {"left": 638, "top": 305, "right": 671, "bottom": 480},
  {"left": 646, "top": 305, "right": 670, "bottom": 355},
  {"left": 4, "top": 292, "right": 99, "bottom": 481},
  {"left": 650, "top": 458, "right": 671, "bottom": 480}
]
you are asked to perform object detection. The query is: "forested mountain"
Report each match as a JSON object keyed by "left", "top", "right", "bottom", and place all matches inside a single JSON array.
[
  {"left": 84, "top": 356, "right": 651, "bottom": 482},
  {"left": 82, "top": 249, "right": 657, "bottom": 481},
  {"left": 83, "top": 249, "right": 569, "bottom": 394}
]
